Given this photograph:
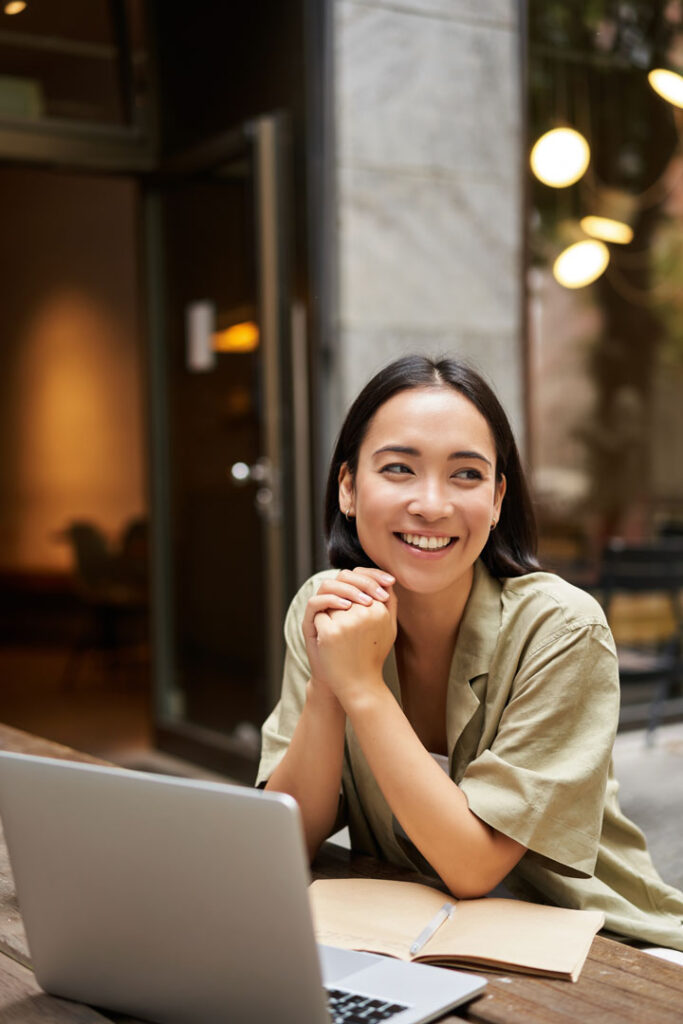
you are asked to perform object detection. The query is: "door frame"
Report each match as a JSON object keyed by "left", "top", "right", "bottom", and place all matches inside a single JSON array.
[{"left": 144, "top": 114, "right": 307, "bottom": 781}]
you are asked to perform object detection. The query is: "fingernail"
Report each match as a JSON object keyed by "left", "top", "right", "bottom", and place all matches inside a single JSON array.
[
  {"left": 340, "top": 599, "right": 352, "bottom": 607},
  {"left": 375, "top": 586, "right": 389, "bottom": 599},
  {"left": 379, "top": 573, "right": 395, "bottom": 583}
]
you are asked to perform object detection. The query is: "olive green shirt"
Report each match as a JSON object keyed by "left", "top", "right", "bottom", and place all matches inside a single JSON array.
[{"left": 257, "top": 561, "right": 683, "bottom": 951}]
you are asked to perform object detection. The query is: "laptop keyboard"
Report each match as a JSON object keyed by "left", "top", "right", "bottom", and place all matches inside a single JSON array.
[{"left": 326, "top": 987, "right": 409, "bottom": 1023}]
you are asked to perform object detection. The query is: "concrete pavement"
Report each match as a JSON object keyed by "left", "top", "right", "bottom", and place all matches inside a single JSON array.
[{"left": 613, "top": 721, "right": 683, "bottom": 893}]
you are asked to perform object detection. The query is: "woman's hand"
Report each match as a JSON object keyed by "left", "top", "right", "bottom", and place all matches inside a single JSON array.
[
  {"left": 312, "top": 567, "right": 396, "bottom": 611},
  {"left": 303, "top": 568, "right": 397, "bottom": 710}
]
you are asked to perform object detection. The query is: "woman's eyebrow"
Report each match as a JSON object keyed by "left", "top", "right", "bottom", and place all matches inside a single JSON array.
[
  {"left": 372, "top": 445, "right": 420, "bottom": 457},
  {"left": 449, "top": 449, "right": 492, "bottom": 467},
  {"left": 372, "top": 444, "right": 492, "bottom": 467}
]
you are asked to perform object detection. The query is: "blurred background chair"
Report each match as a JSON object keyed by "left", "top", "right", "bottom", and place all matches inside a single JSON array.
[
  {"left": 56, "top": 519, "right": 149, "bottom": 687},
  {"left": 596, "top": 539, "right": 683, "bottom": 745}
]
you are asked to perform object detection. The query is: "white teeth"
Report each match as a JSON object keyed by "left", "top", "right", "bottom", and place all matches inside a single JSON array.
[{"left": 400, "top": 533, "right": 452, "bottom": 551}]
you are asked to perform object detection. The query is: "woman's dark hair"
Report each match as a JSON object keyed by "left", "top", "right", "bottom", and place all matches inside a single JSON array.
[{"left": 324, "top": 354, "right": 539, "bottom": 578}]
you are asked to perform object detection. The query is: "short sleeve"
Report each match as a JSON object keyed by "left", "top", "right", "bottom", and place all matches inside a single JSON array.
[
  {"left": 255, "top": 574, "right": 322, "bottom": 788},
  {"left": 459, "top": 620, "right": 619, "bottom": 877}
]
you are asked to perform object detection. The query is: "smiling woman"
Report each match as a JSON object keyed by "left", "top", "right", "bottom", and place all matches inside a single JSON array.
[
  {"left": 337, "top": 388, "right": 506, "bottom": 601},
  {"left": 258, "top": 354, "right": 683, "bottom": 954},
  {"left": 325, "top": 358, "right": 538, "bottom": 584}
]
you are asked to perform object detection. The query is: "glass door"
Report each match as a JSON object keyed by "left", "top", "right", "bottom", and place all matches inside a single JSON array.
[{"left": 145, "top": 115, "right": 300, "bottom": 779}]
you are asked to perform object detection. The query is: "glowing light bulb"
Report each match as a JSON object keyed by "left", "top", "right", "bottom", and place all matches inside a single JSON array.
[
  {"left": 530, "top": 128, "right": 590, "bottom": 188},
  {"left": 553, "top": 240, "right": 609, "bottom": 289},
  {"left": 4, "top": 1, "right": 27, "bottom": 12},
  {"left": 580, "top": 216, "right": 633, "bottom": 245},
  {"left": 648, "top": 68, "right": 683, "bottom": 108},
  {"left": 212, "top": 320, "right": 259, "bottom": 353}
]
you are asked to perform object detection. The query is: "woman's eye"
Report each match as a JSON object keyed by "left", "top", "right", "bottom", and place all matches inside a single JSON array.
[
  {"left": 380, "top": 463, "right": 412, "bottom": 475},
  {"left": 453, "top": 468, "right": 483, "bottom": 481}
]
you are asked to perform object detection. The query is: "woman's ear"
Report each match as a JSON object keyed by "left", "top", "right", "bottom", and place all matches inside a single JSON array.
[
  {"left": 494, "top": 473, "right": 507, "bottom": 521},
  {"left": 338, "top": 463, "right": 355, "bottom": 517}
]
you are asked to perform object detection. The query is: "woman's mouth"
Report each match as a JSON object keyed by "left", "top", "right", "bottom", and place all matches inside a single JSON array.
[{"left": 397, "top": 533, "right": 456, "bottom": 552}]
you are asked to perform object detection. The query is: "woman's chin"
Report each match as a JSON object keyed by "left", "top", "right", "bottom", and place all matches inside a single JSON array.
[{"left": 393, "top": 567, "right": 473, "bottom": 598}]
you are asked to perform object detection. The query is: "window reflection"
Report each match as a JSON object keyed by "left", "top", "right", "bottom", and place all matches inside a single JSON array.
[
  {"left": 0, "top": 0, "right": 147, "bottom": 127},
  {"left": 528, "top": 1, "right": 683, "bottom": 569}
]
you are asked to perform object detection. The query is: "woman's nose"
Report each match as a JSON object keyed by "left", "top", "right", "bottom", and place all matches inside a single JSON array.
[{"left": 406, "top": 482, "right": 453, "bottom": 520}]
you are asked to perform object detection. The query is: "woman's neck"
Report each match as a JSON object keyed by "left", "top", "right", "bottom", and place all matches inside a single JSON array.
[{"left": 395, "top": 565, "right": 474, "bottom": 655}]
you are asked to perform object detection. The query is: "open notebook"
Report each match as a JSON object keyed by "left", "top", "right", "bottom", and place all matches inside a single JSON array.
[{"left": 310, "top": 878, "right": 605, "bottom": 982}]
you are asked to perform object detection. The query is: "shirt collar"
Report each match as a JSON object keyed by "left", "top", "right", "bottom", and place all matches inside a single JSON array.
[
  {"left": 442, "top": 560, "right": 502, "bottom": 757},
  {"left": 451, "top": 559, "right": 503, "bottom": 683},
  {"left": 382, "top": 559, "right": 503, "bottom": 709}
]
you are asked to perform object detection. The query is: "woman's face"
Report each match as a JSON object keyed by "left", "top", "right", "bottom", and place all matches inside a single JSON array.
[{"left": 339, "top": 386, "right": 506, "bottom": 597}]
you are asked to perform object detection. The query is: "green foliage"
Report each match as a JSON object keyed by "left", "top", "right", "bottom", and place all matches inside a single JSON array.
[{"left": 650, "top": 220, "right": 683, "bottom": 363}]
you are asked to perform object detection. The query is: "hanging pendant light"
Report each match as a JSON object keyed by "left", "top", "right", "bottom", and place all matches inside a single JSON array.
[
  {"left": 553, "top": 238, "right": 610, "bottom": 289},
  {"left": 580, "top": 216, "right": 633, "bottom": 244},
  {"left": 648, "top": 68, "right": 683, "bottom": 108},
  {"left": 580, "top": 188, "right": 636, "bottom": 245},
  {"left": 530, "top": 127, "right": 591, "bottom": 188}
]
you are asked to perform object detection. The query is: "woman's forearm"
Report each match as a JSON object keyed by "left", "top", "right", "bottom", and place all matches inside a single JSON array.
[
  {"left": 344, "top": 681, "right": 525, "bottom": 897},
  {"left": 265, "top": 679, "right": 346, "bottom": 860}
]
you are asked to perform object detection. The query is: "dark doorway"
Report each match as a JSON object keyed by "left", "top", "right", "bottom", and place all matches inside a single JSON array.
[{"left": 146, "top": 118, "right": 301, "bottom": 780}]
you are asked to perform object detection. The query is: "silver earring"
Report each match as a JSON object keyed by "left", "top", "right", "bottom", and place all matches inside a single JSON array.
[
  {"left": 344, "top": 508, "right": 354, "bottom": 521},
  {"left": 490, "top": 519, "right": 497, "bottom": 531}
]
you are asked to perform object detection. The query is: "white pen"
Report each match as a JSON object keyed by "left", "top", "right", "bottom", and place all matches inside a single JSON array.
[{"left": 409, "top": 901, "right": 456, "bottom": 956}]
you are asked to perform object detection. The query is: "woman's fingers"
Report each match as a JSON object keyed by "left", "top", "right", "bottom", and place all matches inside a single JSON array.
[
  {"left": 318, "top": 580, "right": 374, "bottom": 605},
  {"left": 304, "top": 569, "right": 397, "bottom": 648},
  {"left": 318, "top": 568, "right": 395, "bottom": 604},
  {"left": 350, "top": 567, "right": 395, "bottom": 586},
  {"left": 306, "top": 594, "right": 353, "bottom": 616},
  {"left": 313, "top": 600, "right": 375, "bottom": 643},
  {"left": 349, "top": 567, "right": 396, "bottom": 600},
  {"left": 302, "top": 593, "right": 352, "bottom": 640}
]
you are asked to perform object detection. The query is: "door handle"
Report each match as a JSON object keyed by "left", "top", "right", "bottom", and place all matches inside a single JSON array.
[
  {"left": 229, "top": 458, "right": 280, "bottom": 522},
  {"left": 229, "top": 457, "right": 271, "bottom": 486}
]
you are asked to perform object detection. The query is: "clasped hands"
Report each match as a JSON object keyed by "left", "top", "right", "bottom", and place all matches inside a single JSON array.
[{"left": 302, "top": 567, "right": 397, "bottom": 712}]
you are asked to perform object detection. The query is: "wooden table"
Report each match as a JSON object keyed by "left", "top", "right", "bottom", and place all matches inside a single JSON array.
[{"left": 1, "top": 723, "right": 683, "bottom": 1023}]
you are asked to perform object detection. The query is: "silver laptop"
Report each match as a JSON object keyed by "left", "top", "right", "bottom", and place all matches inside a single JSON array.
[{"left": 0, "top": 751, "right": 486, "bottom": 1024}]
